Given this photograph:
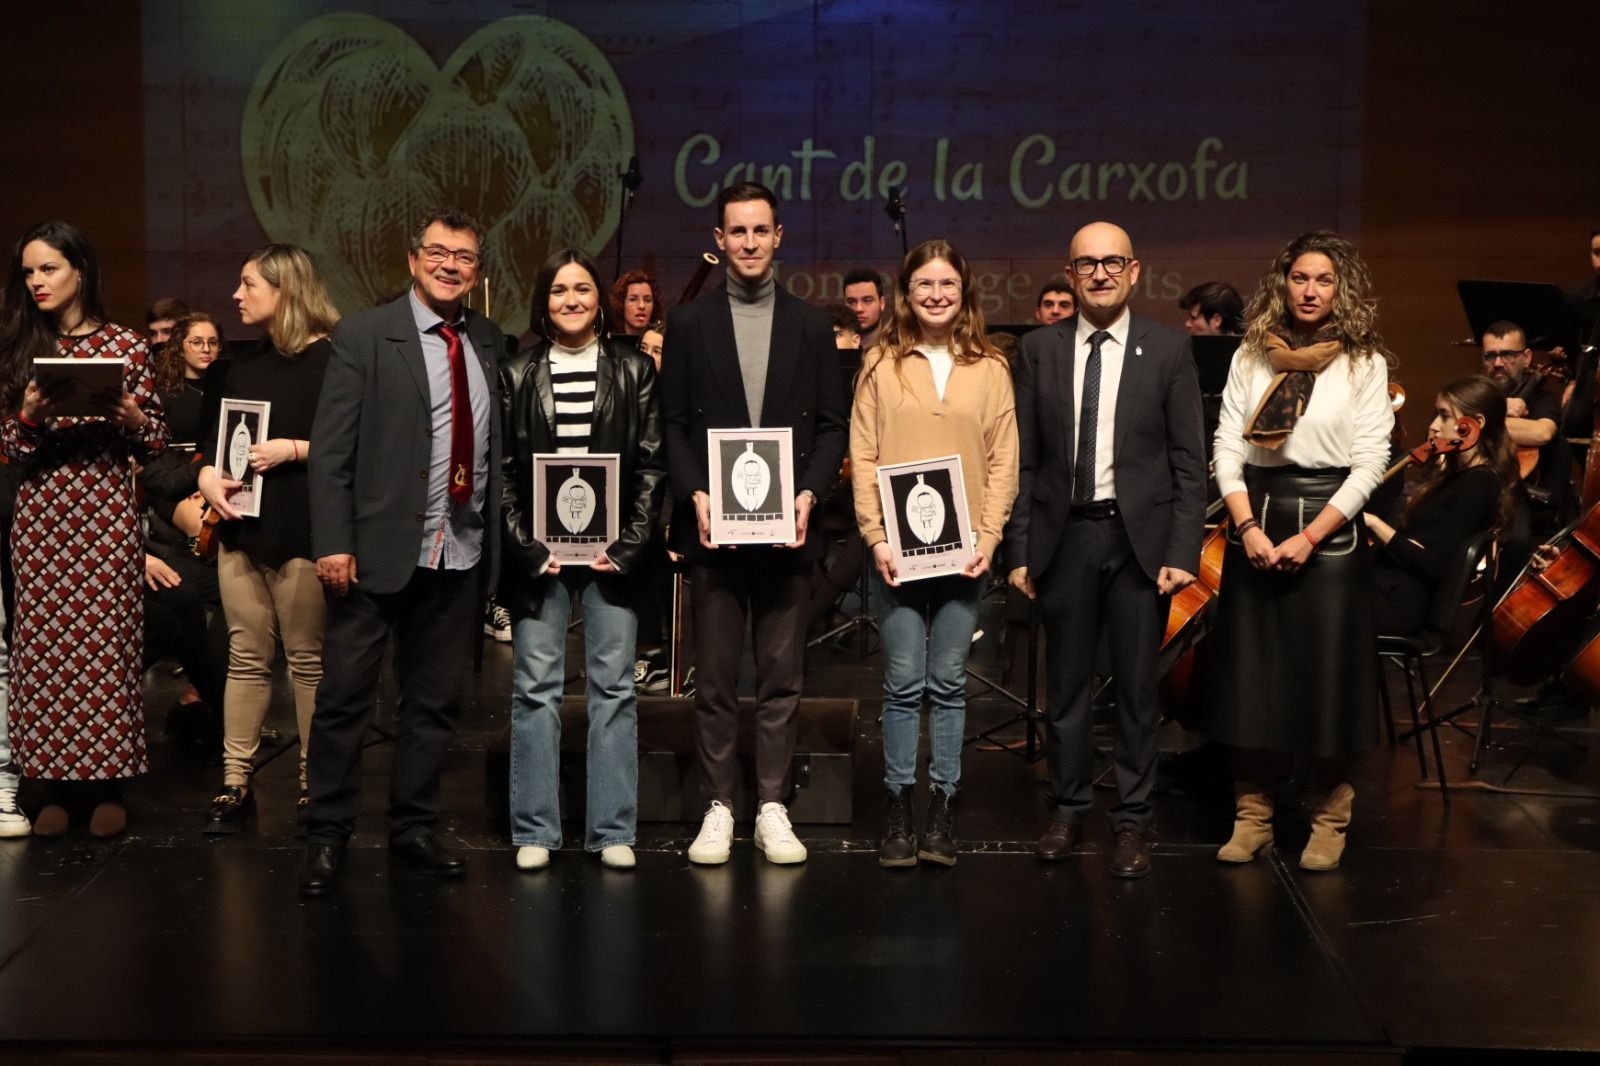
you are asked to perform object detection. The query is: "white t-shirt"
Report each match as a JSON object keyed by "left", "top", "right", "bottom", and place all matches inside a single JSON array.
[{"left": 919, "top": 344, "right": 954, "bottom": 401}]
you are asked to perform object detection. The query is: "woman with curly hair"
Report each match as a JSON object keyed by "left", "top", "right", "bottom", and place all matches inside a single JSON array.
[
  {"left": 153, "top": 311, "right": 224, "bottom": 446},
  {"left": 1205, "top": 230, "right": 1394, "bottom": 872},
  {"left": 610, "top": 269, "right": 662, "bottom": 338}
]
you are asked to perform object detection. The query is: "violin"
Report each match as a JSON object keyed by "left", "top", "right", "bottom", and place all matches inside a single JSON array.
[{"left": 191, "top": 503, "right": 223, "bottom": 561}]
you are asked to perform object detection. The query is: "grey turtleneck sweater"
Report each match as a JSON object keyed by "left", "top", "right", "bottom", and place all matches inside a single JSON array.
[{"left": 728, "top": 270, "right": 776, "bottom": 425}]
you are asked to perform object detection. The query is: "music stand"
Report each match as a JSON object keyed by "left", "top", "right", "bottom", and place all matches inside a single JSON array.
[{"left": 1456, "top": 279, "right": 1580, "bottom": 353}]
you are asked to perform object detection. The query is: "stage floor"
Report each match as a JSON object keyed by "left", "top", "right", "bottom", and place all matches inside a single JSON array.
[{"left": 3, "top": 612, "right": 1600, "bottom": 1063}]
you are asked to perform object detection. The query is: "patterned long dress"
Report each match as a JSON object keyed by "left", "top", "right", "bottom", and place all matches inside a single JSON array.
[{"left": 0, "top": 324, "right": 168, "bottom": 780}]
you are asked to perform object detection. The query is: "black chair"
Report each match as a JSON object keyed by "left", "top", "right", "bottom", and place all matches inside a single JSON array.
[{"left": 1376, "top": 530, "right": 1496, "bottom": 803}]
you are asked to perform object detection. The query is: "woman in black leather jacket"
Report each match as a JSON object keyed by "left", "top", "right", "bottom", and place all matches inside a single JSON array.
[{"left": 500, "top": 248, "right": 666, "bottom": 871}]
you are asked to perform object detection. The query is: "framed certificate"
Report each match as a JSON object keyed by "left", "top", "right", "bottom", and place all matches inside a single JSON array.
[
  {"left": 533, "top": 454, "right": 621, "bottom": 565},
  {"left": 32, "top": 357, "right": 125, "bottom": 418},
  {"left": 215, "top": 398, "right": 271, "bottom": 518},
  {"left": 876, "top": 454, "right": 974, "bottom": 581},
  {"left": 707, "top": 427, "right": 795, "bottom": 545}
]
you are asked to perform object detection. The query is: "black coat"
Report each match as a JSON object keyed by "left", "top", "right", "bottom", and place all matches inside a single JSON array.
[
  {"left": 657, "top": 283, "right": 847, "bottom": 565},
  {"left": 497, "top": 337, "right": 666, "bottom": 616},
  {"left": 1003, "top": 312, "right": 1206, "bottom": 582}
]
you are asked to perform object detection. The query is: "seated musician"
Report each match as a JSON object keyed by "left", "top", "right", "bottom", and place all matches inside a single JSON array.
[
  {"left": 1362, "top": 376, "right": 1515, "bottom": 636},
  {"left": 1481, "top": 320, "right": 1566, "bottom": 519}
]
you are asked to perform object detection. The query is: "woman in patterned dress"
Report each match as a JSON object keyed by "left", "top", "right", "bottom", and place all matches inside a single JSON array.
[{"left": 0, "top": 221, "right": 168, "bottom": 837}]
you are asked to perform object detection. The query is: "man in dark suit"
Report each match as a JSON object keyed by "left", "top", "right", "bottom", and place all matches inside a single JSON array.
[
  {"left": 299, "top": 208, "right": 503, "bottom": 896},
  {"left": 658, "top": 182, "right": 847, "bottom": 865},
  {"left": 1004, "top": 221, "right": 1206, "bottom": 878}
]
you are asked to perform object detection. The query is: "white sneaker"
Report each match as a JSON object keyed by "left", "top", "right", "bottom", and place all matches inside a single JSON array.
[
  {"left": 687, "top": 800, "right": 735, "bottom": 865},
  {"left": 515, "top": 845, "right": 550, "bottom": 870},
  {"left": 599, "top": 844, "right": 636, "bottom": 869},
  {"left": 0, "top": 787, "right": 29, "bottom": 838},
  {"left": 754, "top": 802, "right": 807, "bottom": 864}
]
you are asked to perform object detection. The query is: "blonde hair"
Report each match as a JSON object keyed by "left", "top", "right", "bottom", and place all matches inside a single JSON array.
[
  {"left": 245, "top": 244, "right": 340, "bottom": 355},
  {"left": 1240, "top": 230, "right": 1394, "bottom": 367}
]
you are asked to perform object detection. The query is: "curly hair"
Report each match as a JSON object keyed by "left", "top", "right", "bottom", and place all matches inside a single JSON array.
[
  {"left": 154, "top": 311, "right": 225, "bottom": 394},
  {"left": 610, "top": 269, "right": 663, "bottom": 331},
  {"left": 1240, "top": 230, "right": 1394, "bottom": 367}
]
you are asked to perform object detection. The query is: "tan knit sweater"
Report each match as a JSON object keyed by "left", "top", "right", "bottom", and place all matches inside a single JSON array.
[{"left": 849, "top": 347, "right": 1019, "bottom": 560}]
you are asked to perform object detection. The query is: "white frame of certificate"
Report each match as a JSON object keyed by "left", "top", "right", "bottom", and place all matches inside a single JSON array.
[
  {"left": 707, "top": 427, "right": 796, "bottom": 545},
  {"left": 875, "top": 453, "right": 975, "bottom": 582},
  {"left": 214, "top": 398, "right": 272, "bottom": 519},
  {"left": 532, "top": 453, "right": 622, "bottom": 566}
]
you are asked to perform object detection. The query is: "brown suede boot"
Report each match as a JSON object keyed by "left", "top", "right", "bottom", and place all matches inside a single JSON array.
[
  {"left": 1217, "top": 781, "right": 1274, "bottom": 863},
  {"left": 1299, "top": 783, "right": 1354, "bottom": 871},
  {"left": 33, "top": 804, "right": 69, "bottom": 838},
  {"left": 89, "top": 801, "right": 127, "bottom": 839}
]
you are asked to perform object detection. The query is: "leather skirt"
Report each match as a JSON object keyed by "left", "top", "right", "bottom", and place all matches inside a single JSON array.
[{"left": 1203, "top": 464, "right": 1380, "bottom": 758}]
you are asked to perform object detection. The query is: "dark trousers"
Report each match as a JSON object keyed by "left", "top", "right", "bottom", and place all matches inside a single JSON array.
[
  {"left": 305, "top": 565, "right": 478, "bottom": 844},
  {"left": 144, "top": 555, "right": 227, "bottom": 711},
  {"left": 690, "top": 555, "right": 808, "bottom": 805},
  {"left": 1036, "top": 515, "right": 1166, "bottom": 832}
]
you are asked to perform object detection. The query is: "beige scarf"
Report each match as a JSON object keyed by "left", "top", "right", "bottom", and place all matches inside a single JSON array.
[{"left": 1243, "top": 325, "right": 1342, "bottom": 449}]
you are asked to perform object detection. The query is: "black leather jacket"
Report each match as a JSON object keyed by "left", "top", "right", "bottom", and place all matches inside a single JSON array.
[{"left": 498, "top": 337, "right": 666, "bottom": 616}]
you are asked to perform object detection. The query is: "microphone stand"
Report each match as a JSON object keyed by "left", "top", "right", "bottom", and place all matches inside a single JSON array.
[
  {"left": 884, "top": 188, "right": 909, "bottom": 255},
  {"left": 614, "top": 157, "right": 643, "bottom": 281}
]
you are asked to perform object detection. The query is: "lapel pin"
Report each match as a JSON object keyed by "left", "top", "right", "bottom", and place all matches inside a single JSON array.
[{"left": 1135, "top": 346, "right": 1143, "bottom": 357}]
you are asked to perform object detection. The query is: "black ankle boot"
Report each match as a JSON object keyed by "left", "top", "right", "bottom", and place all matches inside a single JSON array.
[
  {"left": 918, "top": 786, "right": 958, "bottom": 866},
  {"left": 878, "top": 785, "right": 918, "bottom": 868}
]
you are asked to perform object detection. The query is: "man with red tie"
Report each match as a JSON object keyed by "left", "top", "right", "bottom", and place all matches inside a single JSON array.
[{"left": 300, "top": 208, "right": 503, "bottom": 896}]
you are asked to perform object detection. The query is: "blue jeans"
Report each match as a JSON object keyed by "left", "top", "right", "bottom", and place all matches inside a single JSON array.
[
  {"left": 0, "top": 595, "right": 13, "bottom": 792},
  {"left": 510, "top": 572, "right": 638, "bottom": 850},
  {"left": 871, "top": 570, "right": 981, "bottom": 796}
]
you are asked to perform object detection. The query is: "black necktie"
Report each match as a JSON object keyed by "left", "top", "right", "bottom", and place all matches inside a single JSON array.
[{"left": 1073, "top": 330, "right": 1112, "bottom": 503}]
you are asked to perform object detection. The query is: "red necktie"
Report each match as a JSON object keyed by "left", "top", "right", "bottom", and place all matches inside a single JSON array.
[{"left": 436, "top": 323, "right": 473, "bottom": 504}]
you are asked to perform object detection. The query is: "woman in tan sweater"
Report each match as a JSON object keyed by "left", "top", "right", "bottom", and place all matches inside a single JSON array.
[{"left": 850, "top": 238, "right": 1019, "bottom": 868}]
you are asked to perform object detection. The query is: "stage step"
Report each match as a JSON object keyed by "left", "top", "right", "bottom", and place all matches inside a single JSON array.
[{"left": 484, "top": 696, "right": 858, "bottom": 825}]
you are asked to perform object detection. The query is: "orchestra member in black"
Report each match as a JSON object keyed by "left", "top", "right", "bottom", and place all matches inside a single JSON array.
[{"left": 1365, "top": 376, "right": 1515, "bottom": 637}]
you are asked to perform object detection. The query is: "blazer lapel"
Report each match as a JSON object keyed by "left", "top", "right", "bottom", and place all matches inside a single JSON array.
[
  {"left": 1052, "top": 317, "right": 1078, "bottom": 466},
  {"left": 385, "top": 298, "right": 432, "bottom": 406},
  {"left": 757, "top": 291, "right": 801, "bottom": 428},
  {"left": 1113, "top": 315, "right": 1149, "bottom": 456},
  {"left": 704, "top": 291, "right": 751, "bottom": 425}
]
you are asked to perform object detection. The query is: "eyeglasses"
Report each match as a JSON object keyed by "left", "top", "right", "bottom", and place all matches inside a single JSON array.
[
  {"left": 909, "top": 278, "right": 962, "bottom": 297},
  {"left": 418, "top": 245, "right": 481, "bottom": 269},
  {"left": 1481, "top": 349, "right": 1526, "bottom": 363},
  {"left": 1070, "top": 256, "right": 1132, "bottom": 277},
  {"left": 184, "top": 337, "right": 220, "bottom": 350}
]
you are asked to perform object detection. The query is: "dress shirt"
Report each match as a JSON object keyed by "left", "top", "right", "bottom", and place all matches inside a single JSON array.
[
  {"left": 1072, "top": 309, "right": 1130, "bottom": 502},
  {"left": 408, "top": 289, "right": 491, "bottom": 570}
]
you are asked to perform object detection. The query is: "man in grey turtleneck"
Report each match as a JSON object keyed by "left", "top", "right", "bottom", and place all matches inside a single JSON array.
[{"left": 658, "top": 182, "right": 849, "bottom": 869}]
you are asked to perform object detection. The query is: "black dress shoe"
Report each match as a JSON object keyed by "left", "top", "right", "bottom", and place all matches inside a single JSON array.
[
  {"left": 202, "top": 785, "right": 255, "bottom": 836},
  {"left": 1110, "top": 828, "right": 1152, "bottom": 879},
  {"left": 299, "top": 842, "right": 345, "bottom": 897},
  {"left": 390, "top": 832, "right": 466, "bottom": 877},
  {"left": 1035, "top": 820, "right": 1080, "bottom": 862}
]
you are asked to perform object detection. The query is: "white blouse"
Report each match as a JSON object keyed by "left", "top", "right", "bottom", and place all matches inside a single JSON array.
[{"left": 1212, "top": 346, "right": 1393, "bottom": 521}]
